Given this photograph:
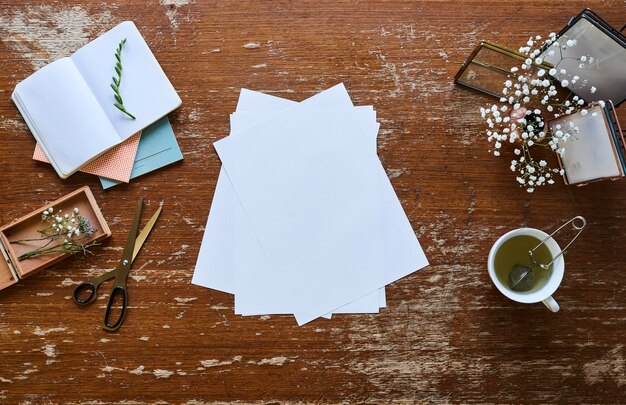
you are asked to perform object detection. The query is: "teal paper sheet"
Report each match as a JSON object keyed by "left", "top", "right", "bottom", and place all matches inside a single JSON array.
[{"left": 99, "top": 116, "right": 183, "bottom": 189}]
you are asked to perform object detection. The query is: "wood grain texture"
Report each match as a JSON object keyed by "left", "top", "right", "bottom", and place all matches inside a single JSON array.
[{"left": 1, "top": 0, "right": 625, "bottom": 403}]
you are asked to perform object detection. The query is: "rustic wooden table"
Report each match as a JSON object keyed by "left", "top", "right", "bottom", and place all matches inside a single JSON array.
[{"left": 1, "top": 1, "right": 625, "bottom": 403}]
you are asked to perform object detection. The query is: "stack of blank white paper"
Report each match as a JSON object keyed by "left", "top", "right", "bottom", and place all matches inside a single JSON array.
[{"left": 192, "top": 83, "right": 428, "bottom": 326}]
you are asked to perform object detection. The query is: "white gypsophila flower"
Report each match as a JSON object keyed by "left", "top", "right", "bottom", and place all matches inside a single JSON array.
[
  {"left": 590, "top": 86, "right": 597, "bottom": 93},
  {"left": 479, "top": 31, "right": 598, "bottom": 193},
  {"left": 599, "top": 100, "right": 606, "bottom": 108}
]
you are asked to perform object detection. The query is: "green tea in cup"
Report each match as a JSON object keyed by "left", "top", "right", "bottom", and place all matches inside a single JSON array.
[{"left": 494, "top": 234, "right": 553, "bottom": 292}]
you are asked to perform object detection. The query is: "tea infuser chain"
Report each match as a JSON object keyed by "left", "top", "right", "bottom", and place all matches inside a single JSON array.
[
  {"left": 509, "top": 216, "right": 586, "bottom": 291},
  {"left": 528, "top": 216, "right": 586, "bottom": 270}
]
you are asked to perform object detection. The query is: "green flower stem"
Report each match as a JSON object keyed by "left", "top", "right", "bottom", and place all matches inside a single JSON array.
[
  {"left": 12, "top": 234, "right": 64, "bottom": 243},
  {"left": 18, "top": 240, "right": 100, "bottom": 261}
]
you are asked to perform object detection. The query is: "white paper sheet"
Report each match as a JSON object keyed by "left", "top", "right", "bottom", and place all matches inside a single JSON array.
[
  {"left": 215, "top": 106, "right": 385, "bottom": 325},
  {"left": 231, "top": 121, "right": 383, "bottom": 316},
  {"left": 228, "top": 110, "right": 428, "bottom": 317},
  {"left": 192, "top": 85, "right": 386, "bottom": 315},
  {"left": 193, "top": 86, "right": 385, "bottom": 316},
  {"left": 194, "top": 84, "right": 428, "bottom": 325},
  {"left": 230, "top": 110, "right": 386, "bottom": 316}
]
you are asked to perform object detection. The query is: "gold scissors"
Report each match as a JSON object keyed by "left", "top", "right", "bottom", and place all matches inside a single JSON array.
[{"left": 73, "top": 198, "right": 162, "bottom": 331}]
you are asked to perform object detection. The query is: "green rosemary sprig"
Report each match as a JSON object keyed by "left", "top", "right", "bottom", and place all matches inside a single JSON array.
[{"left": 110, "top": 38, "right": 136, "bottom": 120}]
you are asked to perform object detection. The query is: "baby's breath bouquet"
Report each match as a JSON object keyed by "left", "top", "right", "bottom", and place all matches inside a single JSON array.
[
  {"left": 480, "top": 32, "right": 599, "bottom": 192},
  {"left": 11, "top": 207, "right": 99, "bottom": 260}
]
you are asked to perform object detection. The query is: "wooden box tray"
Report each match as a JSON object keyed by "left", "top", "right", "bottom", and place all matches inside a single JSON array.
[{"left": 0, "top": 186, "right": 111, "bottom": 290}]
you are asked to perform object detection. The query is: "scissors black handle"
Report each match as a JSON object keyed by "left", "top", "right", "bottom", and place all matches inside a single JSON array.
[
  {"left": 73, "top": 282, "right": 98, "bottom": 305},
  {"left": 103, "top": 284, "right": 128, "bottom": 332},
  {"left": 72, "top": 271, "right": 117, "bottom": 306}
]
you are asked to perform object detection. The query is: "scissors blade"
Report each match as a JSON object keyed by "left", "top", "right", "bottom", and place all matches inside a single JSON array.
[
  {"left": 120, "top": 199, "right": 144, "bottom": 267},
  {"left": 132, "top": 202, "right": 163, "bottom": 262}
]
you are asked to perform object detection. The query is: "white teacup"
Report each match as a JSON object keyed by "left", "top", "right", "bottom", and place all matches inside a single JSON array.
[{"left": 488, "top": 227, "right": 564, "bottom": 312}]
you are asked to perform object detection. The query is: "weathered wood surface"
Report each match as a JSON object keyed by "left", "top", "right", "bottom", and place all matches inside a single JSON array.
[{"left": 1, "top": 1, "right": 625, "bottom": 403}]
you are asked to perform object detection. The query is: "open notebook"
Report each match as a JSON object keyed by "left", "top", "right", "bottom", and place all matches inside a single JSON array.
[{"left": 12, "top": 21, "right": 181, "bottom": 178}]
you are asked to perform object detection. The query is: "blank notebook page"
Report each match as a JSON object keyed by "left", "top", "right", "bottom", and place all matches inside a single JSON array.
[
  {"left": 14, "top": 58, "right": 119, "bottom": 175},
  {"left": 71, "top": 21, "right": 181, "bottom": 140}
]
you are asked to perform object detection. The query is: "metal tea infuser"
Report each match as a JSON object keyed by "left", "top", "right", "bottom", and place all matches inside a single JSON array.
[{"left": 508, "top": 216, "right": 586, "bottom": 291}]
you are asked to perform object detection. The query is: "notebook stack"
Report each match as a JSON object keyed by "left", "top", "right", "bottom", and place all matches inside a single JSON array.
[
  {"left": 12, "top": 21, "right": 183, "bottom": 188},
  {"left": 193, "top": 84, "right": 429, "bottom": 326}
]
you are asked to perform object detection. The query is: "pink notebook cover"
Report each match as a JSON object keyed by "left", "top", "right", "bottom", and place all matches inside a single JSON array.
[{"left": 33, "top": 133, "right": 141, "bottom": 182}]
